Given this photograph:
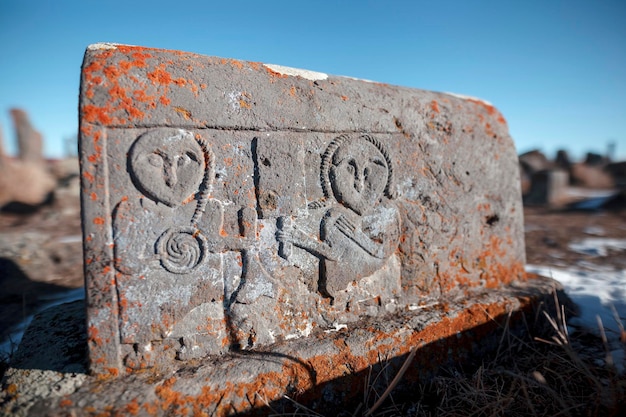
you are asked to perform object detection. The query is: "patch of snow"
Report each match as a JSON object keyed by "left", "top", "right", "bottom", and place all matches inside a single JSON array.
[
  {"left": 568, "top": 238, "right": 626, "bottom": 257},
  {"left": 526, "top": 265, "right": 626, "bottom": 342}
]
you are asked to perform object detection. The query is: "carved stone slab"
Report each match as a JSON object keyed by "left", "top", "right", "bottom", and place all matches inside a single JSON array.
[{"left": 79, "top": 43, "right": 525, "bottom": 376}]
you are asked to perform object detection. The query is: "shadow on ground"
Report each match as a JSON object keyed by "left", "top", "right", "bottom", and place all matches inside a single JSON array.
[{"left": 0, "top": 258, "right": 84, "bottom": 351}]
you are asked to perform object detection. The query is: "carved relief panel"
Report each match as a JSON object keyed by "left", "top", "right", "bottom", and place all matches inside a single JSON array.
[
  {"left": 80, "top": 46, "right": 525, "bottom": 376},
  {"left": 106, "top": 128, "right": 407, "bottom": 364}
]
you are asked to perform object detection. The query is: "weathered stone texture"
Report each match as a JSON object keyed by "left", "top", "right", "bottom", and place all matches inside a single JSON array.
[{"left": 79, "top": 44, "right": 526, "bottom": 376}]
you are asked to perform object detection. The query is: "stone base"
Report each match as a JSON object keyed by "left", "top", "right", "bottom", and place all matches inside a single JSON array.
[{"left": 2, "top": 274, "right": 565, "bottom": 417}]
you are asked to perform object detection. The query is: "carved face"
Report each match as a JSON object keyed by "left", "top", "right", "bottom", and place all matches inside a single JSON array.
[
  {"left": 130, "top": 129, "right": 205, "bottom": 207},
  {"left": 329, "top": 139, "right": 388, "bottom": 215}
]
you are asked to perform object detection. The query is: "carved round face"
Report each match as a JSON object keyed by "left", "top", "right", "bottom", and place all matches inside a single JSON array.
[
  {"left": 329, "top": 139, "right": 388, "bottom": 215},
  {"left": 129, "top": 129, "right": 205, "bottom": 207}
]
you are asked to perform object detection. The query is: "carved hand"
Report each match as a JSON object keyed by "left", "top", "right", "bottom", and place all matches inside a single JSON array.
[
  {"left": 335, "top": 215, "right": 356, "bottom": 238},
  {"left": 336, "top": 214, "right": 384, "bottom": 258},
  {"left": 276, "top": 222, "right": 303, "bottom": 244}
]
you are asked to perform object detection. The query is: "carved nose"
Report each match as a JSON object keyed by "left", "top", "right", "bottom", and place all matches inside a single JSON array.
[
  {"left": 354, "top": 172, "right": 363, "bottom": 193},
  {"left": 164, "top": 161, "right": 178, "bottom": 187}
]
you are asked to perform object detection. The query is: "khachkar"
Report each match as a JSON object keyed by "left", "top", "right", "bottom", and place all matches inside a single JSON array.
[{"left": 80, "top": 43, "right": 525, "bottom": 376}]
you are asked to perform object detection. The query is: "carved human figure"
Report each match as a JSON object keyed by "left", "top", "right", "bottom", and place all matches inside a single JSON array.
[
  {"left": 277, "top": 134, "right": 401, "bottom": 296},
  {"left": 112, "top": 129, "right": 228, "bottom": 361},
  {"left": 114, "top": 128, "right": 216, "bottom": 276}
]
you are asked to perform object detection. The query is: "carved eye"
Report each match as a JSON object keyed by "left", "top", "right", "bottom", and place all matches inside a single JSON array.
[
  {"left": 178, "top": 151, "right": 199, "bottom": 166},
  {"left": 364, "top": 166, "right": 370, "bottom": 180},
  {"left": 187, "top": 151, "right": 200, "bottom": 163},
  {"left": 148, "top": 153, "right": 163, "bottom": 167},
  {"left": 346, "top": 160, "right": 357, "bottom": 175},
  {"left": 178, "top": 152, "right": 198, "bottom": 167}
]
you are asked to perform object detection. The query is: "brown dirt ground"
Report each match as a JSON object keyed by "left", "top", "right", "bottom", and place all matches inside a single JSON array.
[{"left": 524, "top": 206, "right": 626, "bottom": 270}]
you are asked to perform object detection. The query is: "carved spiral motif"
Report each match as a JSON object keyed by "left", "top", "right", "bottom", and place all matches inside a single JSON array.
[{"left": 156, "top": 227, "right": 207, "bottom": 274}]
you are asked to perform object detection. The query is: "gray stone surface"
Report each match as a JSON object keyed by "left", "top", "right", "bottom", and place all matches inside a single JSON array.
[{"left": 79, "top": 44, "right": 525, "bottom": 376}]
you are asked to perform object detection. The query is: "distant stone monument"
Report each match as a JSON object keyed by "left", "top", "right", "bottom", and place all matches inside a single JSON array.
[
  {"left": 0, "top": 109, "right": 56, "bottom": 209},
  {"left": 79, "top": 44, "right": 527, "bottom": 377}
]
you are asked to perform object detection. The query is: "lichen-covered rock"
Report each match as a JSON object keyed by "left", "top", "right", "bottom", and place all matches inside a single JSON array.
[{"left": 79, "top": 44, "right": 525, "bottom": 376}]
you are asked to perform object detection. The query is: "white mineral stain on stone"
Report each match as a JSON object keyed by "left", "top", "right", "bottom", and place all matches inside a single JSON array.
[
  {"left": 340, "top": 76, "right": 377, "bottom": 83},
  {"left": 408, "top": 301, "right": 440, "bottom": 311},
  {"left": 324, "top": 323, "right": 348, "bottom": 333},
  {"left": 227, "top": 91, "right": 242, "bottom": 111},
  {"left": 263, "top": 64, "right": 328, "bottom": 81},
  {"left": 244, "top": 274, "right": 274, "bottom": 301},
  {"left": 366, "top": 205, "right": 397, "bottom": 236},
  {"left": 443, "top": 92, "right": 494, "bottom": 107},
  {"left": 285, "top": 320, "right": 313, "bottom": 340},
  {"left": 88, "top": 42, "right": 120, "bottom": 51},
  {"left": 215, "top": 166, "right": 228, "bottom": 180},
  {"left": 397, "top": 177, "right": 423, "bottom": 201}
]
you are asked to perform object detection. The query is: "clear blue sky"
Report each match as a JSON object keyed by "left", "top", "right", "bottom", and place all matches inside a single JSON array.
[{"left": 1, "top": 0, "right": 624, "bottom": 160}]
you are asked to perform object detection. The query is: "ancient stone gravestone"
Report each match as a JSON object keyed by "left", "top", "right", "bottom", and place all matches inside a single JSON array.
[{"left": 79, "top": 43, "right": 526, "bottom": 377}]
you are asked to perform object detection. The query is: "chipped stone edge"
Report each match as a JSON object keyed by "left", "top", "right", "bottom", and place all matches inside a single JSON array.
[
  {"left": 87, "top": 42, "right": 122, "bottom": 51},
  {"left": 443, "top": 92, "right": 494, "bottom": 107}
]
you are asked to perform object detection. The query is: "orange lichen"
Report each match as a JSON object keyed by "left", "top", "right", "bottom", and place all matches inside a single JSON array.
[
  {"left": 81, "top": 46, "right": 196, "bottom": 126},
  {"left": 430, "top": 100, "right": 440, "bottom": 113},
  {"left": 59, "top": 398, "right": 73, "bottom": 407},
  {"left": 82, "top": 105, "right": 113, "bottom": 125},
  {"left": 147, "top": 64, "right": 173, "bottom": 86},
  {"left": 230, "top": 59, "right": 244, "bottom": 70},
  {"left": 174, "top": 107, "right": 192, "bottom": 120},
  {"left": 6, "top": 384, "right": 17, "bottom": 396},
  {"left": 265, "top": 66, "right": 288, "bottom": 78},
  {"left": 124, "top": 399, "right": 140, "bottom": 415},
  {"left": 88, "top": 325, "right": 102, "bottom": 346},
  {"left": 93, "top": 217, "right": 105, "bottom": 225},
  {"left": 466, "top": 98, "right": 507, "bottom": 126}
]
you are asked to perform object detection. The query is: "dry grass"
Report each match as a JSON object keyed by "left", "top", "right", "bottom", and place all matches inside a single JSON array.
[{"left": 266, "top": 291, "right": 626, "bottom": 417}]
